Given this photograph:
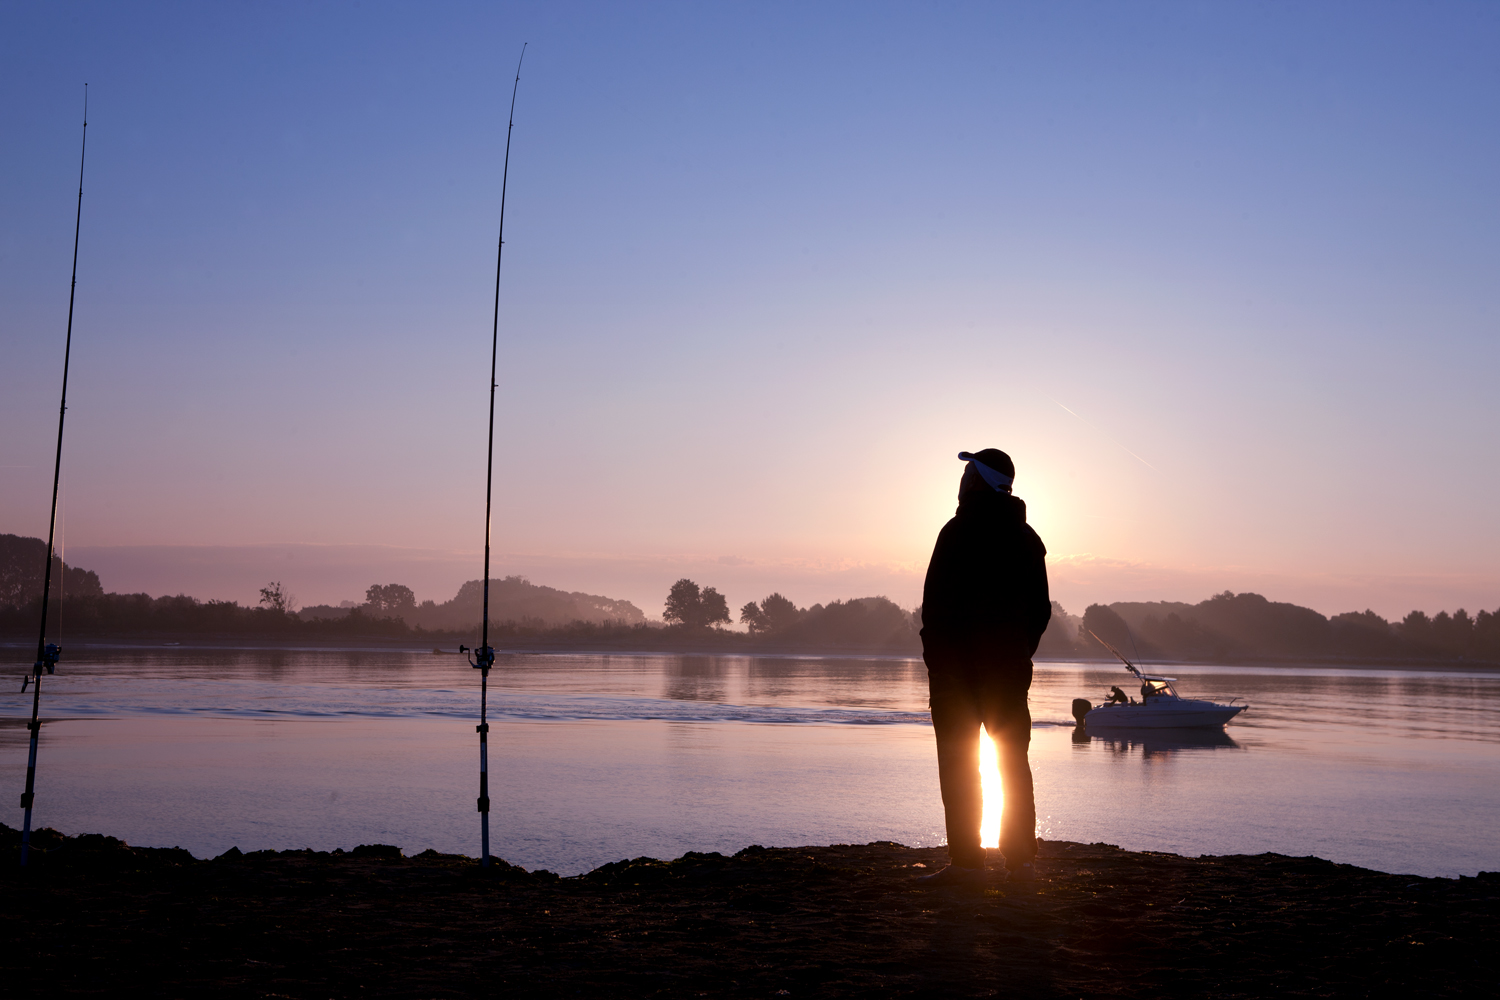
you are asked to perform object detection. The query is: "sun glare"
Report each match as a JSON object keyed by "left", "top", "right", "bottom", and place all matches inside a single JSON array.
[{"left": 979, "top": 725, "right": 1002, "bottom": 849}]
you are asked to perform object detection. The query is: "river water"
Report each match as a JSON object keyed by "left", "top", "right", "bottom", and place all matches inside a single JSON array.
[{"left": 2, "top": 646, "right": 1496, "bottom": 878}]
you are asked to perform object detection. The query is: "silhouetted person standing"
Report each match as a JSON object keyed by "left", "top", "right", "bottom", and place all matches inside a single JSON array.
[{"left": 917, "top": 449, "right": 1051, "bottom": 885}]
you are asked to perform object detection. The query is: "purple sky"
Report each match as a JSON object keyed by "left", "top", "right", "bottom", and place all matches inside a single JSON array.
[{"left": 4, "top": 2, "right": 1498, "bottom": 621}]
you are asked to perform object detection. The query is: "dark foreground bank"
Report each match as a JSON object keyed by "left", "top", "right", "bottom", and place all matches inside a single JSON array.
[{"left": 2, "top": 825, "right": 1495, "bottom": 999}]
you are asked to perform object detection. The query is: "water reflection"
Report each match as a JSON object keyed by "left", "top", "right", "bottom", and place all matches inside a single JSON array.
[
  {"left": 662, "top": 655, "right": 730, "bottom": 703},
  {"left": 1071, "top": 725, "right": 1241, "bottom": 756},
  {"left": 3, "top": 647, "right": 1499, "bottom": 877}
]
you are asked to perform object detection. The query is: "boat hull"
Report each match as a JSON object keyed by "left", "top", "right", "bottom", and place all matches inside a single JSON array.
[{"left": 1084, "top": 700, "right": 1245, "bottom": 729}]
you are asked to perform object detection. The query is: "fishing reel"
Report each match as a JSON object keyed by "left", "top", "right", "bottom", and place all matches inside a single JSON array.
[
  {"left": 22, "top": 643, "right": 60, "bottom": 691},
  {"left": 459, "top": 644, "right": 495, "bottom": 670}
]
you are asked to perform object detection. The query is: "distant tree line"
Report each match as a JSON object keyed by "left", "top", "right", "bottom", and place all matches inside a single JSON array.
[
  {"left": 660, "top": 579, "right": 921, "bottom": 650},
  {"left": 739, "top": 593, "right": 801, "bottom": 634},
  {"left": 300, "top": 577, "right": 646, "bottom": 631},
  {"left": 2, "top": 534, "right": 1495, "bottom": 661},
  {"left": 0, "top": 534, "right": 645, "bottom": 641},
  {"left": 0, "top": 534, "right": 103, "bottom": 608},
  {"left": 1077, "top": 591, "right": 1500, "bottom": 663},
  {"left": 0, "top": 587, "right": 416, "bottom": 640}
]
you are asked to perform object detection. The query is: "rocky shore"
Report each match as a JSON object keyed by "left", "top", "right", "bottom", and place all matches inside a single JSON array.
[{"left": 3, "top": 824, "right": 1495, "bottom": 998}]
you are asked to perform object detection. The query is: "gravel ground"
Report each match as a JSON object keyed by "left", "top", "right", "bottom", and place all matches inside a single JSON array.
[{"left": 3, "top": 824, "right": 1496, "bottom": 998}]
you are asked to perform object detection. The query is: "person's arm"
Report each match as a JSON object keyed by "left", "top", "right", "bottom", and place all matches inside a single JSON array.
[
  {"left": 1022, "top": 527, "right": 1051, "bottom": 654},
  {"left": 920, "top": 520, "right": 962, "bottom": 639}
]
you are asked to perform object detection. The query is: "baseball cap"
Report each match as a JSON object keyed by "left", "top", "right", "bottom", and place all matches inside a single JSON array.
[{"left": 958, "top": 449, "right": 1015, "bottom": 491}]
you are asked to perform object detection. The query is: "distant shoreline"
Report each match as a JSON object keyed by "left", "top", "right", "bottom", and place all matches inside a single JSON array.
[
  {"left": 8, "top": 531, "right": 1497, "bottom": 669},
  {"left": 2, "top": 636, "right": 1496, "bottom": 672}
]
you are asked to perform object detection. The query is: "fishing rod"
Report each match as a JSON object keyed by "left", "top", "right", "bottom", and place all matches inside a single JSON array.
[
  {"left": 20, "top": 85, "right": 89, "bottom": 868},
  {"left": 459, "top": 44, "right": 526, "bottom": 871},
  {"left": 1086, "top": 628, "right": 1144, "bottom": 680}
]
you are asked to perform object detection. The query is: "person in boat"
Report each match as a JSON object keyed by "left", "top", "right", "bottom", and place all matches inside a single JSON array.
[
  {"left": 916, "top": 448, "right": 1051, "bottom": 886},
  {"left": 1141, "top": 678, "right": 1172, "bottom": 701},
  {"left": 1106, "top": 685, "right": 1129, "bottom": 705}
]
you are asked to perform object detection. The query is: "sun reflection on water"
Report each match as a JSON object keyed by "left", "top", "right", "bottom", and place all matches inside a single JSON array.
[{"left": 979, "top": 724, "right": 1002, "bottom": 849}]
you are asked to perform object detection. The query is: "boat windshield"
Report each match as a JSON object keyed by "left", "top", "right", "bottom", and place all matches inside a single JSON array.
[{"left": 1141, "top": 679, "right": 1177, "bottom": 699}]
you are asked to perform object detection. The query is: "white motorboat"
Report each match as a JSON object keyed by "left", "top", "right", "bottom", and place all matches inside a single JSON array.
[{"left": 1073, "top": 630, "right": 1247, "bottom": 730}]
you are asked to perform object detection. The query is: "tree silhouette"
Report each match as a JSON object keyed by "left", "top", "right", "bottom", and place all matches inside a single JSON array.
[
  {"left": 740, "top": 593, "right": 803, "bottom": 634},
  {"left": 740, "top": 601, "right": 768, "bottom": 632},
  {"left": 700, "top": 587, "right": 730, "bottom": 627},
  {"left": 664, "top": 579, "right": 701, "bottom": 625},
  {"left": 258, "top": 581, "right": 297, "bottom": 614},
  {"left": 365, "top": 583, "right": 416, "bottom": 618},
  {"left": 1081, "top": 603, "right": 1133, "bottom": 650},
  {"left": 664, "top": 579, "right": 730, "bottom": 629},
  {"left": 759, "top": 593, "right": 800, "bottom": 632}
]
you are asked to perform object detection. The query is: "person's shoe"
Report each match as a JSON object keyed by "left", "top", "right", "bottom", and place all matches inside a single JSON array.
[
  {"left": 915, "top": 864, "right": 985, "bottom": 886},
  {"left": 1006, "top": 862, "right": 1037, "bottom": 883}
]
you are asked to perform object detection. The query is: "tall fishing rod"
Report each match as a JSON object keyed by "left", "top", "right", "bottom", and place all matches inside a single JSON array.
[
  {"left": 460, "top": 44, "right": 526, "bottom": 870},
  {"left": 20, "top": 85, "right": 89, "bottom": 868},
  {"left": 1087, "top": 628, "right": 1144, "bottom": 680}
]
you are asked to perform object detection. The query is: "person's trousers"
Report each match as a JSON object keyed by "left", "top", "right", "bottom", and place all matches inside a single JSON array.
[{"left": 927, "top": 665, "right": 1036, "bottom": 870}]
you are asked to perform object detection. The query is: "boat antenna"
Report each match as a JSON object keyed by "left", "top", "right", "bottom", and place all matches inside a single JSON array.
[
  {"left": 20, "top": 84, "right": 89, "bottom": 867},
  {"left": 1087, "top": 628, "right": 1144, "bottom": 680},
  {"left": 459, "top": 43, "right": 526, "bottom": 871}
]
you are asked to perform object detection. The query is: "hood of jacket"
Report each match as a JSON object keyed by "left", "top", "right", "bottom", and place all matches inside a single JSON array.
[{"left": 954, "top": 489, "right": 1028, "bottom": 525}]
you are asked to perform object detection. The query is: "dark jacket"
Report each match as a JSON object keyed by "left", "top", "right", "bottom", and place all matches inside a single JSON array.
[{"left": 920, "top": 490, "right": 1051, "bottom": 668}]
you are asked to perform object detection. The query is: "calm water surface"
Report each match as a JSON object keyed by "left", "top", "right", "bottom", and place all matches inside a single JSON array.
[{"left": 2, "top": 646, "right": 1496, "bottom": 878}]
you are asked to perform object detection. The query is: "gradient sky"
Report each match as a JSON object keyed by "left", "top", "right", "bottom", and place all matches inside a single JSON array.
[{"left": 3, "top": 1, "right": 1498, "bottom": 621}]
